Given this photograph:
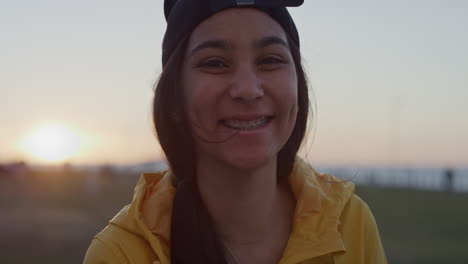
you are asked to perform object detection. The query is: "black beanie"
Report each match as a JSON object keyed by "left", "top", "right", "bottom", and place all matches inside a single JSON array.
[{"left": 162, "top": 0, "right": 304, "bottom": 66}]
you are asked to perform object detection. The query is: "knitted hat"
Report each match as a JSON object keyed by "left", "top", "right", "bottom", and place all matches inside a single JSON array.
[{"left": 162, "top": 0, "right": 304, "bottom": 65}]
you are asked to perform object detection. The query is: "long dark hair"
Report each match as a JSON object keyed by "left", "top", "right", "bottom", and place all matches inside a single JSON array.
[{"left": 153, "top": 30, "right": 310, "bottom": 264}]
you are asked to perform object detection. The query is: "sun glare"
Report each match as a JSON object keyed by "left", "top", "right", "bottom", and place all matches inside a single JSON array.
[{"left": 22, "top": 124, "right": 81, "bottom": 163}]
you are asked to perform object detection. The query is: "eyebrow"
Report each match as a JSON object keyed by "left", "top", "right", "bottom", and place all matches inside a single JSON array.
[
  {"left": 189, "top": 40, "right": 231, "bottom": 57},
  {"left": 189, "top": 36, "right": 289, "bottom": 57},
  {"left": 255, "top": 36, "right": 289, "bottom": 49}
]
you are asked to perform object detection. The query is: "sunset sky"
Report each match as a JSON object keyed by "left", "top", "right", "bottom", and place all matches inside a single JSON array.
[{"left": 1, "top": 0, "right": 467, "bottom": 167}]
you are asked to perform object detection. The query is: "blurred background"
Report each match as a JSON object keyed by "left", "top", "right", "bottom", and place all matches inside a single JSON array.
[{"left": 1, "top": 0, "right": 467, "bottom": 263}]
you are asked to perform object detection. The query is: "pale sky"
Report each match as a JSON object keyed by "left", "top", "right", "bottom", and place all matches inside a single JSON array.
[{"left": 1, "top": 0, "right": 467, "bottom": 167}]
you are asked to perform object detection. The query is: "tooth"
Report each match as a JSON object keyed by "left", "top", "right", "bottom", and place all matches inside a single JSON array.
[{"left": 224, "top": 117, "right": 267, "bottom": 130}]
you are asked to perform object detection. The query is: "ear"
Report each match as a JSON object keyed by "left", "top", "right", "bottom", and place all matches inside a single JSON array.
[{"left": 164, "top": 0, "right": 179, "bottom": 20}]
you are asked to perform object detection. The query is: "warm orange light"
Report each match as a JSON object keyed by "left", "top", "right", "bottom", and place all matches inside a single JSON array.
[{"left": 21, "top": 123, "right": 81, "bottom": 163}]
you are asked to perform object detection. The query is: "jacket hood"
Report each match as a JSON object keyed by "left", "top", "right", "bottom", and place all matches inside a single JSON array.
[{"left": 108, "top": 171, "right": 175, "bottom": 263}]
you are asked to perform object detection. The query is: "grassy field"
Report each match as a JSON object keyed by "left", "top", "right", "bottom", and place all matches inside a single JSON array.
[
  {"left": 357, "top": 185, "right": 468, "bottom": 264},
  {"left": 1, "top": 169, "right": 467, "bottom": 263}
]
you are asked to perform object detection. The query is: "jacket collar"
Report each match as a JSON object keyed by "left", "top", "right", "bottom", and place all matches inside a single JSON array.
[
  {"left": 112, "top": 158, "right": 355, "bottom": 263},
  {"left": 279, "top": 159, "right": 354, "bottom": 263}
]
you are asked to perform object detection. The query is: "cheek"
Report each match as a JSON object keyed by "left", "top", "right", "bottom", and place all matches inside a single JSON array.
[
  {"left": 183, "top": 76, "right": 223, "bottom": 129},
  {"left": 275, "top": 73, "right": 298, "bottom": 115},
  {"left": 274, "top": 72, "right": 299, "bottom": 138}
]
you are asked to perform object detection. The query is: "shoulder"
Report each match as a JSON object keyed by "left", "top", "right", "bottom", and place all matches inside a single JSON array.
[
  {"left": 84, "top": 171, "right": 173, "bottom": 264},
  {"left": 84, "top": 222, "right": 158, "bottom": 264},
  {"left": 341, "top": 194, "right": 373, "bottom": 222},
  {"left": 334, "top": 194, "right": 388, "bottom": 264},
  {"left": 83, "top": 224, "right": 129, "bottom": 264}
]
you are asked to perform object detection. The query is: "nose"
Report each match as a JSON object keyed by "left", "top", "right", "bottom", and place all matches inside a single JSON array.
[{"left": 229, "top": 65, "right": 264, "bottom": 102}]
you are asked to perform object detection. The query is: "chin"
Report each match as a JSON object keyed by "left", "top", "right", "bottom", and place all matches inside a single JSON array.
[{"left": 223, "top": 152, "right": 277, "bottom": 172}]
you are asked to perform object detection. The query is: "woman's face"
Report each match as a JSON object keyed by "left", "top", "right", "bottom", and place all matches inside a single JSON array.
[{"left": 181, "top": 8, "right": 298, "bottom": 171}]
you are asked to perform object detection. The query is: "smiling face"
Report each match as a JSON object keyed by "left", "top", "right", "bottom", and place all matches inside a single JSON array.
[{"left": 181, "top": 8, "right": 298, "bottom": 171}]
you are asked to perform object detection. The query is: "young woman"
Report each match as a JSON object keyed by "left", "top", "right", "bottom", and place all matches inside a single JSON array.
[{"left": 84, "top": 1, "right": 387, "bottom": 263}]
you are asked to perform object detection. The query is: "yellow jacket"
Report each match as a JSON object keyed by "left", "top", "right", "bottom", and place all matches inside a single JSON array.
[{"left": 84, "top": 159, "right": 387, "bottom": 264}]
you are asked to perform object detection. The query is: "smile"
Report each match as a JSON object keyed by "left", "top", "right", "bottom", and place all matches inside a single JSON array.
[{"left": 222, "top": 116, "right": 272, "bottom": 130}]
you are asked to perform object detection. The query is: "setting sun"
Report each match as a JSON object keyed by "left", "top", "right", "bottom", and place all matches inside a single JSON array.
[{"left": 21, "top": 123, "right": 81, "bottom": 163}]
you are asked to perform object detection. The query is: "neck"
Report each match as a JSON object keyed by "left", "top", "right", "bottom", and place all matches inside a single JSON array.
[{"left": 196, "top": 157, "right": 293, "bottom": 246}]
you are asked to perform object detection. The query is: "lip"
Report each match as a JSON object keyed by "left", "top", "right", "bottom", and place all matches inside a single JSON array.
[{"left": 220, "top": 114, "right": 273, "bottom": 121}]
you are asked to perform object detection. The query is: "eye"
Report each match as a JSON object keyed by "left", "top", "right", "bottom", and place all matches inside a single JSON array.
[
  {"left": 260, "top": 56, "right": 285, "bottom": 65},
  {"left": 257, "top": 56, "right": 287, "bottom": 71},
  {"left": 197, "top": 58, "right": 230, "bottom": 73}
]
